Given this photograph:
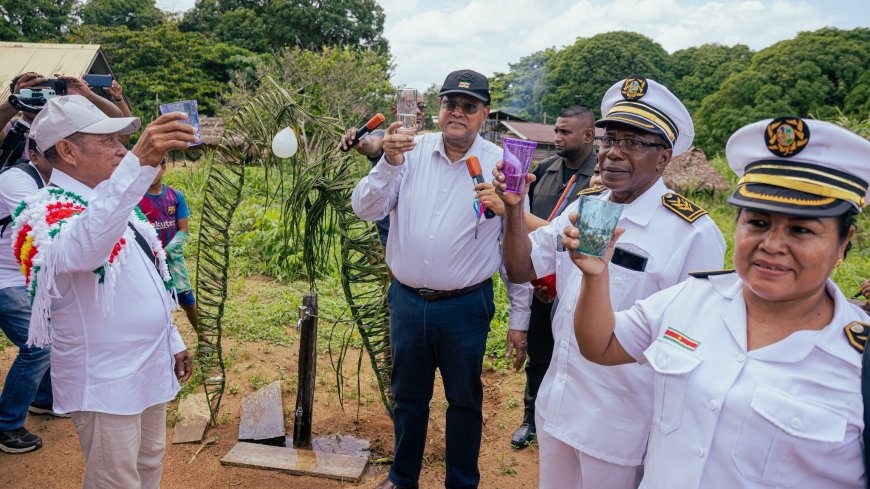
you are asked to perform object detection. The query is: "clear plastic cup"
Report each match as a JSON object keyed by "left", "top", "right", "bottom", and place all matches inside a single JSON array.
[
  {"left": 502, "top": 137, "right": 537, "bottom": 193},
  {"left": 159, "top": 100, "right": 202, "bottom": 147},
  {"left": 575, "top": 196, "right": 623, "bottom": 257},
  {"left": 396, "top": 88, "right": 417, "bottom": 135}
]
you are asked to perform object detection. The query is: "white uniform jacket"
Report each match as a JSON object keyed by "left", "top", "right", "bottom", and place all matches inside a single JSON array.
[
  {"left": 615, "top": 273, "right": 868, "bottom": 489},
  {"left": 529, "top": 178, "right": 726, "bottom": 465}
]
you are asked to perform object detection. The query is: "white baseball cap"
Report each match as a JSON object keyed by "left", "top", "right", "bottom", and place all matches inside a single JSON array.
[{"left": 30, "top": 95, "right": 140, "bottom": 152}]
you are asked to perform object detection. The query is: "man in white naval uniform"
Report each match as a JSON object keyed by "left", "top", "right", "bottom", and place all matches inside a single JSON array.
[{"left": 497, "top": 76, "right": 726, "bottom": 488}]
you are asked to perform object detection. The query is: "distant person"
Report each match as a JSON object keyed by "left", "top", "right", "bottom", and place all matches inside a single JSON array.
[
  {"left": 13, "top": 95, "right": 195, "bottom": 488},
  {"left": 510, "top": 106, "right": 598, "bottom": 450},
  {"left": 341, "top": 92, "right": 426, "bottom": 245},
  {"left": 139, "top": 161, "right": 198, "bottom": 332},
  {"left": 0, "top": 141, "right": 57, "bottom": 454},
  {"left": 353, "top": 69, "right": 532, "bottom": 489},
  {"left": 590, "top": 162, "right": 603, "bottom": 188}
]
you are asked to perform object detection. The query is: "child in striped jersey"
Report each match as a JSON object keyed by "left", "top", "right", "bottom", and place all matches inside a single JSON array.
[{"left": 138, "top": 161, "right": 198, "bottom": 331}]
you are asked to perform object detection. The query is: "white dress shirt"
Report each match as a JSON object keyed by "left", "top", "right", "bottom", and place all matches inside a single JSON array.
[
  {"left": 352, "top": 132, "right": 532, "bottom": 330},
  {"left": 44, "top": 153, "right": 185, "bottom": 415},
  {"left": 615, "top": 274, "right": 867, "bottom": 489},
  {"left": 0, "top": 163, "right": 45, "bottom": 289},
  {"left": 529, "top": 178, "right": 726, "bottom": 465}
]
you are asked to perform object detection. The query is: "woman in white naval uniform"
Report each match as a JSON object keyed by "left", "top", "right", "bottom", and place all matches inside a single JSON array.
[{"left": 565, "top": 117, "right": 870, "bottom": 489}]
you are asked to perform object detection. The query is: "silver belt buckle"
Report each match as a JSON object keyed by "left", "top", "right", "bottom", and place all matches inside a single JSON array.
[{"left": 418, "top": 288, "right": 437, "bottom": 298}]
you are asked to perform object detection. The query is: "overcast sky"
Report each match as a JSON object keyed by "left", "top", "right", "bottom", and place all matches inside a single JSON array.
[{"left": 156, "top": 0, "right": 869, "bottom": 90}]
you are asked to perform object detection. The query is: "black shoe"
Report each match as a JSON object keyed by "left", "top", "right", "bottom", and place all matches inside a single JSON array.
[
  {"left": 511, "top": 422, "right": 536, "bottom": 449},
  {"left": 0, "top": 428, "right": 43, "bottom": 453},
  {"left": 28, "top": 403, "right": 70, "bottom": 418}
]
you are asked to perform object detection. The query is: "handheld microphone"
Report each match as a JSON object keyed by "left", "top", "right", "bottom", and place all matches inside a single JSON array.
[
  {"left": 466, "top": 156, "right": 496, "bottom": 219},
  {"left": 340, "top": 113, "right": 386, "bottom": 152}
]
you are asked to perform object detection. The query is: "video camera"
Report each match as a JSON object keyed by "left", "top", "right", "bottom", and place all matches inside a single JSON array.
[{"left": 9, "top": 79, "right": 67, "bottom": 114}]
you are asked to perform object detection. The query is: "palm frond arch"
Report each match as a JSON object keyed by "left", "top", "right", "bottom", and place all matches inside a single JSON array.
[{"left": 193, "top": 80, "right": 393, "bottom": 419}]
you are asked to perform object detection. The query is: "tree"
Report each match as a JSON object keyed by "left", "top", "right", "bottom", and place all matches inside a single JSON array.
[
  {"left": 670, "top": 43, "right": 752, "bottom": 114},
  {"left": 224, "top": 46, "right": 393, "bottom": 122},
  {"left": 0, "top": 0, "right": 76, "bottom": 42},
  {"left": 180, "top": 0, "right": 389, "bottom": 54},
  {"left": 213, "top": 7, "right": 269, "bottom": 52},
  {"left": 490, "top": 48, "right": 555, "bottom": 121},
  {"left": 422, "top": 83, "right": 440, "bottom": 130},
  {"left": 694, "top": 27, "right": 870, "bottom": 153},
  {"left": 67, "top": 24, "right": 260, "bottom": 117},
  {"left": 539, "top": 32, "right": 673, "bottom": 119},
  {"left": 77, "top": 0, "right": 165, "bottom": 30}
]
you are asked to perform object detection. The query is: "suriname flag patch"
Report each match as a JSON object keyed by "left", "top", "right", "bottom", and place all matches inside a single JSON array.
[{"left": 663, "top": 327, "right": 700, "bottom": 351}]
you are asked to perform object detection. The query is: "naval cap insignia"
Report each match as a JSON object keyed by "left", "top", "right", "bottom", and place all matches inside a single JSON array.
[
  {"left": 621, "top": 75, "right": 648, "bottom": 101},
  {"left": 765, "top": 116, "right": 810, "bottom": 158}
]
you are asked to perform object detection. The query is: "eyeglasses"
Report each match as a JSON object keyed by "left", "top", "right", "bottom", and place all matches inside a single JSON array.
[
  {"left": 594, "top": 136, "right": 665, "bottom": 154},
  {"left": 440, "top": 99, "right": 482, "bottom": 115},
  {"left": 417, "top": 103, "right": 427, "bottom": 111}
]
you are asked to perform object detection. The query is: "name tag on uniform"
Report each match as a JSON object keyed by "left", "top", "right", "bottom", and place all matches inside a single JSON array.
[{"left": 611, "top": 247, "right": 647, "bottom": 272}]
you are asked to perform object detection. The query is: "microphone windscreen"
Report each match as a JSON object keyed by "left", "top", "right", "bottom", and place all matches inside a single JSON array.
[
  {"left": 366, "top": 113, "right": 386, "bottom": 131},
  {"left": 465, "top": 156, "right": 482, "bottom": 178}
]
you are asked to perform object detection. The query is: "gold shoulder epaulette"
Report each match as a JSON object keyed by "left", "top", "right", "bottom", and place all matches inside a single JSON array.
[
  {"left": 688, "top": 269, "right": 735, "bottom": 279},
  {"left": 662, "top": 192, "right": 708, "bottom": 223},
  {"left": 844, "top": 321, "right": 869, "bottom": 353},
  {"left": 577, "top": 185, "right": 606, "bottom": 197}
]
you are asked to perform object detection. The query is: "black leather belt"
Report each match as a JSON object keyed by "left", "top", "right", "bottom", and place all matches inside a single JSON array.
[{"left": 401, "top": 278, "right": 492, "bottom": 301}]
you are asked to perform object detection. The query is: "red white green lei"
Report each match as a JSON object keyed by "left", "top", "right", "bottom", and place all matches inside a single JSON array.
[{"left": 10, "top": 187, "right": 175, "bottom": 347}]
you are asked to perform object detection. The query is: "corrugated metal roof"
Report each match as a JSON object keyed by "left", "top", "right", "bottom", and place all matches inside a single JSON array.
[
  {"left": 0, "top": 42, "right": 112, "bottom": 101},
  {"left": 500, "top": 120, "right": 555, "bottom": 144}
]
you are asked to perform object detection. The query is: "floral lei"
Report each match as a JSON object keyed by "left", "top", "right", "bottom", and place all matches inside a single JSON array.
[{"left": 10, "top": 187, "right": 175, "bottom": 347}]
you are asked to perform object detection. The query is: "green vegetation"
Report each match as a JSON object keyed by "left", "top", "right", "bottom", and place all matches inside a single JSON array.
[{"left": 492, "top": 27, "right": 870, "bottom": 155}]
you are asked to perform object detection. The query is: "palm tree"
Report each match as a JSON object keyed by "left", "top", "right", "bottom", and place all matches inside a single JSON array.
[{"left": 192, "top": 79, "right": 393, "bottom": 420}]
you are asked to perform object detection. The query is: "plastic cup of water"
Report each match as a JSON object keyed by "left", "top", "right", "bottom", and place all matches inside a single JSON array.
[
  {"left": 397, "top": 88, "right": 417, "bottom": 135},
  {"left": 159, "top": 100, "right": 201, "bottom": 147},
  {"left": 575, "top": 196, "right": 623, "bottom": 257}
]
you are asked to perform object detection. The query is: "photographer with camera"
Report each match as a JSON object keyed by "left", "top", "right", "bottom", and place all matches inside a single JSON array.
[
  {"left": 0, "top": 73, "right": 49, "bottom": 164},
  {"left": 1, "top": 73, "right": 122, "bottom": 166}
]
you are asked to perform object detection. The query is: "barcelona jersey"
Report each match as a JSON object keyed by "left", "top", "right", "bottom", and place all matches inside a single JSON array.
[{"left": 138, "top": 185, "right": 190, "bottom": 248}]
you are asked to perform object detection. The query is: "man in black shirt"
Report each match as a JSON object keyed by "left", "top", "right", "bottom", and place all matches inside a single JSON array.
[{"left": 511, "top": 106, "right": 597, "bottom": 449}]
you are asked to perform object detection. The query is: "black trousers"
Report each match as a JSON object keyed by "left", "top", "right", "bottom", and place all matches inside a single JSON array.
[{"left": 522, "top": 296, "right": 555, "bottom": 425}]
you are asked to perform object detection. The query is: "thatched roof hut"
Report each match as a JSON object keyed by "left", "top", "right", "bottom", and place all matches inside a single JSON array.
[
  {"left": 199, "top": 116, "right": 245, "bottom": 147},
  {"left": 663, "top": 146, "right": 729, "bottom": 194}
]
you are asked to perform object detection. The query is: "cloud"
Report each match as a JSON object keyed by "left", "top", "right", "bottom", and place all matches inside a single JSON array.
[{"left": 380, "top": 0, "right": 843, "bottom": 89}]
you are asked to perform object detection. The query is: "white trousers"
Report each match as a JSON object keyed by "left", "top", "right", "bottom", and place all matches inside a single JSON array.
[
  {"left": 536, "top": 414, "right": 640, "bottom": 489},
  {"left": 71, "top": 402, "right": 167, "bottom": 489}
]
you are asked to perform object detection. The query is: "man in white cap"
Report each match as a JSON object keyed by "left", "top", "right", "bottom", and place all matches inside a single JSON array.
[
  {"left": 497, "top": 76, "right": 726, "bottom": 487},
  {"left": 10, "top": 95, "right": 196, "bottom": 488}
]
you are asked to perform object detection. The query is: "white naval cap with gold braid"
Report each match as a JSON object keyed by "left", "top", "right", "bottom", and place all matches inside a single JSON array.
[
  {"left": 595, "top": 75, "right": 694, "bottom": 156},
  {"left": 726, "top": 117, "right": 870, "bottom": 217}
]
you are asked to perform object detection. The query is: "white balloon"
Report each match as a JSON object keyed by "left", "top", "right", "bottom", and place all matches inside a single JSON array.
[{"left": 271, "top": 127, "right": 298, "bottom": 158}]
